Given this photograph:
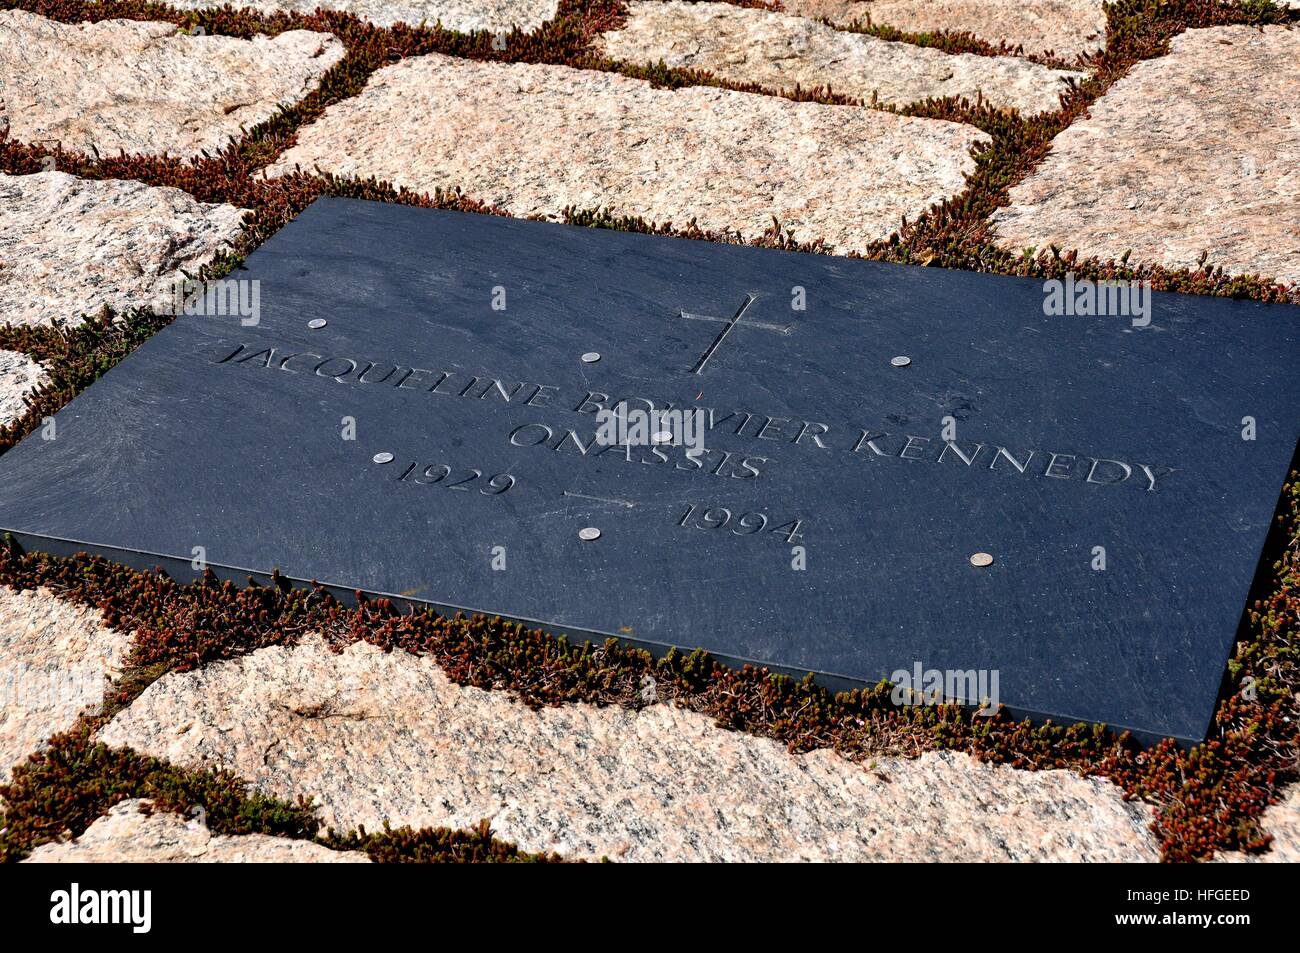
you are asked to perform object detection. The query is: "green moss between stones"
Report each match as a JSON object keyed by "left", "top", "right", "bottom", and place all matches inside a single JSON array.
[{"left": 0, "top": 0, "right": 1296, "bottom": 863}]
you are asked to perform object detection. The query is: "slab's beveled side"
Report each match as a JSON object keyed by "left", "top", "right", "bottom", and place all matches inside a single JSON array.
[{"left": 0, "top": 198, "right": 1297, "bottom": 744}]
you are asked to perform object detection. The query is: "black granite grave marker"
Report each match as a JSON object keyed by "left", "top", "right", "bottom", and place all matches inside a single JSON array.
[{"left": 2, "top": 198, "right": 1297, "bottom": 744}]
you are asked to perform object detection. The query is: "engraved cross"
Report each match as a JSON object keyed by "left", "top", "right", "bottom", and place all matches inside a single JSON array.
[{"left": 679, "top": 293, "right": 792, "bottom": 374}]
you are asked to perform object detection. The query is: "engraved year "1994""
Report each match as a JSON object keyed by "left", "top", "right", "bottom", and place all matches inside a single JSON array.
[
  {"left": 395, "top": 461, "right": 516, "bottom": 495},
  {"left": 677, "top": 503, "right": 804, "bottom": 543}
]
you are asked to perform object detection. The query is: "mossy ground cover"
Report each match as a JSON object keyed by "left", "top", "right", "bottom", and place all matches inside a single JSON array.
[{"left": 0, "top": 0, "right": 1296, "bottom": 862}]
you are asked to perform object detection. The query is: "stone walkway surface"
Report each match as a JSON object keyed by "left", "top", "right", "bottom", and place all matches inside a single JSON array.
[
  {"left": 598, "top": 2, "right": 1079, "bottom": 114},
  {"left": 0, "top": 10, "right": 344, "bottom": 158},
  {"left": 100, "top": 635, "right": 1161, "bottom": 862},
  {"left": 0, "top": 171, "right": 246, "bottom": 328},
  {"left": 780, "top": 0, "right": 1108, "bottom": 60},
  {"left": 0, "top": 351, "right": 45, "bottom": 428},
  {"left": 992, "top": 25, "right": 1300, "bottom": 286},
  {"left": 0, "top": 588, "right": 129, "bottom": 784},
  {"left": 267, "top": 53, "right": 987, "bottom": 253},
  {"left": 24, "top": 799, "right": 371, "bottom": 863}
]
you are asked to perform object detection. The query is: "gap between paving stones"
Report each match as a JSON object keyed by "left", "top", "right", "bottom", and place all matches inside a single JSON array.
[
  {"left": 0, "top": 587, "right": 557, "bottom": 863},
  {"left": 161, "top": 0, "right": 563, "bottom": 33},
  {"left": 872, "top": 1, "right": 1298, "bottom": 297},
  {"left": 22, "top": 799, "right": 373, "bottom": 863}
]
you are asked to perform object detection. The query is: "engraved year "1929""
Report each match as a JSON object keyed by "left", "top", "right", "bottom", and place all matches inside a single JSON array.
[
  {"left": 677, "top": 504, "right": 804, "bottom": 543},
  {"left": 396, "top": 461, "right": 516, "bottom": 495}
]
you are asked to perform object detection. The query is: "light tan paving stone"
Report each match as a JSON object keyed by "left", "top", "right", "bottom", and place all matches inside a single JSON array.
[
  {"left": 0, "top": 351, "right": 45, "bottom": 428},
  {"left": 24, "top": 799, "right": 371, "bottom": 863},
  {"left": 0, "top": 588, "right": 130, "bottom": 784},
  {"left": 1214, "top": 785, "right": 1300, "bottom": 863},
  {"left": 991, "top": 26, "right": 1300, "bottom": 287},
  {"left": 0, "top": 10, "right": 344, "bottom": 158},
  {"left": 599, "top": 2, "right": 1079, "bottom": 114},
  {"left": 266, "top": 53, "right": 987, "bottom": 254},
  {"left": 100, "top": 635, "right": 1161, "bottom": 862},
  {"left": 163, "top": 0, "right": 559, "bottom": 31},
  {"left": 780, "top": 0, "right": 1108, "bottom": 60},
  {"left": 0, "top": 171, "right": 246, "bottom": 328}
]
